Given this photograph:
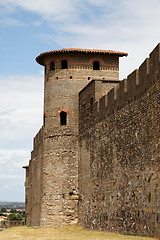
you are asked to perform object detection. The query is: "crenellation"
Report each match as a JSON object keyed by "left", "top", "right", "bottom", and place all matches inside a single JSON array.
[
  {"left": 124, "top": 70, "right": 137, "bottom": 104},
  {"left": 106, "top": 88, "right": 115, "bottom": 115},
  {"left": 116, "top": 80, "right": 126, "bottom": 108},
  {"left": 149, "top": 43, "right": 160, "bottom": 74},
  {"left": 99, "top": 96, "right": 105, "bottom": 121},
  {"left": 139, "top": 59, "right": 150, "bottom": 92},
  {"left": 96, "top": 44, "right": 160, "bottom": 122}
]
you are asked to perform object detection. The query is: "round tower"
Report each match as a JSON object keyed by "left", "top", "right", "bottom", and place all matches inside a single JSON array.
[
  {"left": 25, "top": 48, "right": 127, "bottom": 227},
  {"left": 36, "top": 48, "right": 127, "bottom": 129}
]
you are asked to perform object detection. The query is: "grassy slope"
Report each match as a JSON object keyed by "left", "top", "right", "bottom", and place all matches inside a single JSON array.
[{"left": 0, "top": 225, "right": 159, "bottom": 240}]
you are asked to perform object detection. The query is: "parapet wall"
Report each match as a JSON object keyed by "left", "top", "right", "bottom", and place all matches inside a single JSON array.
[
  {"left": 78, "top": 43, "right": 160, "bottom": 236},
  {"left": 107, "top": 43, "right": 160, "bottom": 113},
  {"left": 79, "top": 43, "right": 160, "bottom": 131},
  {"left": 31, "top": 127, "right": 44, "bottom": 159},
  {"left": 26, "top": 127, "right": 44, "bottom": 226}
]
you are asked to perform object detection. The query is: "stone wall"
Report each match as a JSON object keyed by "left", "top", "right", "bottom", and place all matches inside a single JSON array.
[
  {"left": 78, "top": 44, "right": 160, "bottom": 236},
  {"left": 25, "top": 127, "right": 44, "bottom": 226}
]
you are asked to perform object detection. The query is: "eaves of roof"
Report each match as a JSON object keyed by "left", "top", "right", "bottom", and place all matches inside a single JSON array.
[{"left": 36, "top": 48, "right": 128, "bottom": 65}]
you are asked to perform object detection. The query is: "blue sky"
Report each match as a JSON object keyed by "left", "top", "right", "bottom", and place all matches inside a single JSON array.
[{"left": 1, "top": 0, "right": 160, "bottom": 202}]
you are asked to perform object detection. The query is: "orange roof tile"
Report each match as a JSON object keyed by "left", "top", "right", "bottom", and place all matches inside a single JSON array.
[{"left": 36, "top": 48, "right": 128, "bottom": 65}]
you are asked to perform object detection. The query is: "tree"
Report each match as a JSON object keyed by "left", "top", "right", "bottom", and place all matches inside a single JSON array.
[
  {"left": 17, "top": 214, "right": 23, "bottom": 220},
  {"left": 10, "top": 208, "right": 17, "bottom": 213},
  {"left": 22, "top": 211, "right": 25, "bottom": 218},
  {"left": 0, "top": 207, "right": 7, "bottom": 213},
  {"left": 8, "top": 213, "right": 19, "bottom": 220}
]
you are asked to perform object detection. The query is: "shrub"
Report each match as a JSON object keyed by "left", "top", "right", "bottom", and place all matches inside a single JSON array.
[{"left": 8, "top": 213, "right": 19, "bottom": 220}]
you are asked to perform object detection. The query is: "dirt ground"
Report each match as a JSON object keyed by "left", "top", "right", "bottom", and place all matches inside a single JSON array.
[{"left": 0, "top": 225, "right": 159, "bottom": 240}]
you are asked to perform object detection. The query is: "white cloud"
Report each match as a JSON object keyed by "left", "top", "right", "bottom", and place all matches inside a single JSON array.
[
  {"left": 0, "top": 74, "right": 43, "bottom": 201},
  {"left": 0, "top": 17, "right": 23, "bottom": 26},
  {"left": 0, "top": 2, "right": 23, "bottom": 26},
  {"left": 0, "top": 0, "right": 80, "bottom": 22},
  {"left": 0, "top": 149, "right": 28, "bottom": 171},
  {"left": 1, "top": 0, "right": 160, "bottom": 56},
  {"left": 16, "top": 0, "right": 160, "bottom": 79},
  {"left": 0, "top": 148, "right": 29, "bottom": 201}
]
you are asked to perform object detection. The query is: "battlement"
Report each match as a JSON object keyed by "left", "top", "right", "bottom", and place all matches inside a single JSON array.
[{"left": 79, "top": 43, "right": 160, "bottom": 131}]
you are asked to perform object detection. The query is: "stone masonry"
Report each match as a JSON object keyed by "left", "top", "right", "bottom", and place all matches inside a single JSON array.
[
  {"left": 24, "top": 45, "right": 160, "bottom": 237},
  {"left": 79, "top": 44, "right": 160, "bottom": 237}
]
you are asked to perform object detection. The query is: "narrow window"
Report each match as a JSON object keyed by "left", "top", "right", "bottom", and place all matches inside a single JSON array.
[
  {"left": 61, "top": 60, "right": 68, "bottom": 69},
  {"left": 50, "top": 61, "right": 55, "bottom": 71},
  {"left": 43, "top": 114, "right": 46, "bottom": 127},
  {"left": 60, "top": 111, "right": 67, "bottom": 125},
  {"left": 93, "top": 61, "right": 100, "bottom": 70},
  {"left": 90, "top": 97, "right": 94, "bottom": 114}
]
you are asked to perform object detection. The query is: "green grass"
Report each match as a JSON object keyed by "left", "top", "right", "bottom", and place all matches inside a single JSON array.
[{"left": 0, "top": 225, "right": 159, "bottom": 240}]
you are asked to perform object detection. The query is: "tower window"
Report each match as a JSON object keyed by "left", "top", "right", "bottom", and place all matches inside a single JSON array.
[
  {"left": 93, "top": 61, "right": 100, "bottom": 70},
  {"left": 60, "top": 111, "right": 67, "bottom": 125},
  {"left": 43, "top": 114, "right": 46, "bottom": 127},
  {"left": 90, "top": 97, "right": 94, "bottom": 114},
  {"left": 61, "top": 60, "right": 68, "bottom": 69},
  {"left": 50, "top": 61, "right": 55, "bottom": 71}
]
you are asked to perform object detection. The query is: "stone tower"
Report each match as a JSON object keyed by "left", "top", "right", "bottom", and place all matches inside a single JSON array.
[{"left": 24, "top": 48, "right": 127, "bottom": 227}]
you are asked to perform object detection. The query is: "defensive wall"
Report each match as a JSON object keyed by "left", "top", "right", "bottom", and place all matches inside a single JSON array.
[
  {"left": 24, "top": 127, "right": 44, "bottom": 226},
  {"left": 78, "top": 43, "right": 160, "bottom": 236}
]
